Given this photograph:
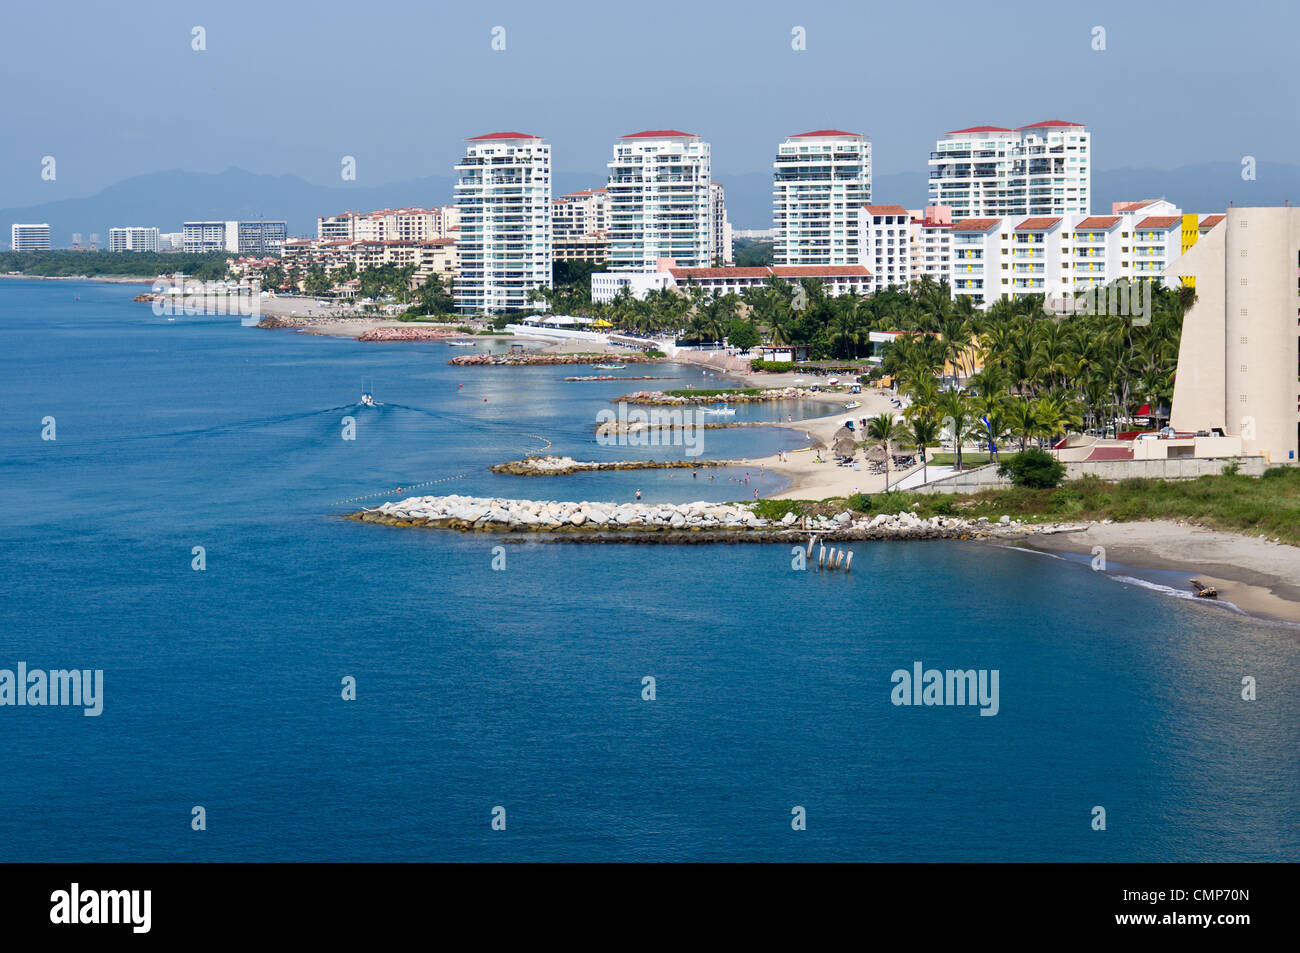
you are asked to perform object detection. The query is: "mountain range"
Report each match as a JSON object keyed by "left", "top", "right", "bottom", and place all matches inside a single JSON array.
[{"left": 2, "top": 164, "right": 1295, "bottom": 246}]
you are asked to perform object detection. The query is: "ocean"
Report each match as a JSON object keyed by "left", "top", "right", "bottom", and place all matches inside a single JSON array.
[{"left": 1, "top": 279, "right": 1296, "bottom": 861}]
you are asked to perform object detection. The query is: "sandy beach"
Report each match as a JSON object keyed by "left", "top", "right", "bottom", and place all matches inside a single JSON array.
[{"left": 1022, "top": 521, "right": 1300, "bottom": 625}]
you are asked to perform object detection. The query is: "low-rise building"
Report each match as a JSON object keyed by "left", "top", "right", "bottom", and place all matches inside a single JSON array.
[{"left": 10, "top": 223, "right": 52, "bottom": 251}]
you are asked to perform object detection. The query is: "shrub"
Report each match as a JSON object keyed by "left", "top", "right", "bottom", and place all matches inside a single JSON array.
[
  {"left": 998, "top": 448, "right": 1067, "bottom": 489},
  {"left": 1262, "top": 466, "right": 1296, "bottom": 480},
  {"left": 846, "top": 492, "right": 871, "bottom": 512},
  {"left": 1221, "top": 459, "right": 1242, "bottom": 476},
  {"left": 931, "top": 498, "right": 955, "bottom": 515},
  {"left": 753, "top": 499, "right": 801, "bottom": 521}
]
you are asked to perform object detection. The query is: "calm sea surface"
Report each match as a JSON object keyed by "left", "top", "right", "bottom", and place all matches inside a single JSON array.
[{"left": 1, "top": 280, "right": 1296, "bottom": 861}]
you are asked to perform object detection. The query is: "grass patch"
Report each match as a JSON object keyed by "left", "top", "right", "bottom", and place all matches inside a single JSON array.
[{"left": 753, "top": 467, "right": 1300, "bottom": 544}]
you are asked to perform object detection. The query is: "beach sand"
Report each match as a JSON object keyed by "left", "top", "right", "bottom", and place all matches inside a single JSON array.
[{"left": 1022, "top": 521, "right": 1300, "bottom": 625}]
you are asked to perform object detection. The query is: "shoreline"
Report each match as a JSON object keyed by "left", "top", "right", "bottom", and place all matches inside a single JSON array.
[{"left": 1015, "top": 521, "right": 1300, "bottom": 625}]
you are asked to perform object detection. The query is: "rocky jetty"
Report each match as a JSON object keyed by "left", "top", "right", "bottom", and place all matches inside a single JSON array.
[
  {"left": 349, "top": 494, "right": 1072, "bottom": 542},
  {"left": 563, "top": 375, "right": 669, "bottom": 382},
  {"left": 490, "top": 455, "right": 733, "bottom": 475},
  {"left": 595, "top": 418, "right": 760, "bottom": 435},
  {"left": 450, "top": 353, "right": 655, "bottom": 367},
  {"left": 615, "top": 386, "right": 823, "bottom": 405},
  {"left": 357, "top": 326, "right": 461, "bottom": 342}
]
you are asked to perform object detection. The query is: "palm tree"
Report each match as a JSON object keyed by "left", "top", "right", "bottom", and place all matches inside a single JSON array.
[
  {"left": 907, "top": 412, "right": 941, "bottom": 484},
  {"left": 935, "top": 390, "right": 973, "bottom": 471},
  {"left": 867, "top": 414, "right": 904, "bottom": 490},
  {"left": 1006, "top": 398, "right": 1038, "bottom": 451}
]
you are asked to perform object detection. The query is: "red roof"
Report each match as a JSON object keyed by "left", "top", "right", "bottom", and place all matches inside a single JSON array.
[
  {"left": 1136, "top": 216, "right": 1181, "bottom": 229},
  {"left": 620, "top": 129, "right": 695, "bottom": 138},
  {"left": 1014, "top": 217, "right": 1062, "bottom": 231},
  {"left": 864, "top": 204, "right": 909, "bottom": 216},
  {"left": 790, "top": 129, "right": 860, "bottom": 138},
  {"left": 771, "top": 266, "right": 871, "bottom": 278},
  {"left": 951, "top": 218, "right": 1001, "bottom": 232},
  {"left": 670, "top": 267, "right": 770, "bottom": 280},
  {"left": 466, "top": 132, "right": 541, "bottom": 140},
  {"left": 1074, "top": 216, "right": 1121, "bottom": 229},
  {"left": 946, "top": 125, "right": 1013, "bottom": 135},
  {"left": 1018, "top": 120, "right": 1085, "bottom": 129},
  {"left": 1084, "top": 446, "right": 1134, "bottom": 461},
  {"left": 1199, "top": 214, "right": 1225, "bottom": 229}
]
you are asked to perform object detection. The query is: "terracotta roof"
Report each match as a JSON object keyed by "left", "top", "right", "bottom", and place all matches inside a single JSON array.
[
  {"left": 946, "top": 125, "right": 1013, "bottom": 135},
  {"left": 1199, "top": 214, "right": 1226, "bottom": 229},
  {"left": 466, "top": 132, "right": 541, "bottom": 140},
  {"left": 1136, "top": 216, "right": 1181, "bottom": 229},
  {"left": 771, "top": 266, "right": 871, "bottom": 277},
  {"left": 669, "top": 267, "right": 770, "bottom": 280},
  {"left": 790, "top": 129, "right": 860, "bottom": 138},
  {"left": 620, "top": 129, "right": 695, "bottom": 139},
  {"left": 1112, "top": 200, "right": 1159, "bottom": 212},
  {"left": 1084, "top": 446, "right": 1134, "bottom": 461},
  {"left": 864, "top": 204, "right": 909, "bottom": 216},
  {"left": 1019, "top": 120, "right": 1085, "bottom": 129},
  {"left": 1074, "top": 216, "right": 1121, "bottom": 229},
  {"left": 1014, "top": 217, "right": 1062, "bottom": 231},
  {"left": 951, "top": 218, "right": 1001, "bottom": 232}
]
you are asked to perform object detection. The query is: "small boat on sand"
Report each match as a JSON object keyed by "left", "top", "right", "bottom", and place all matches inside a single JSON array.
[
  {"left": 844, "top": 400, "right": 861, "bottom": 409},
  {"left": 1191, "top": 579, "right": 1218, "bottom": 599}
]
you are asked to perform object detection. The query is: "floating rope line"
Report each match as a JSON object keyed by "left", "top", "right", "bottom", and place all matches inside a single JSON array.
[{"left": 331, "top": 471, "right": 472, "bottom": 507}]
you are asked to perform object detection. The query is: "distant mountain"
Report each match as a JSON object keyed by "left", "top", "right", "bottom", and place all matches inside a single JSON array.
[{"left": 4, "top": 162, "right": 1297, "bottom": 247}]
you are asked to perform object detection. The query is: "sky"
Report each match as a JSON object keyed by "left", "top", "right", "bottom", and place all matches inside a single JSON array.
[{"left": 2, "top": 0, "right": 1298, "bottom": 207}]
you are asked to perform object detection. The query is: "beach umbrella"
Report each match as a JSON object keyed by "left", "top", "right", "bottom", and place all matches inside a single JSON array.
[
  {"left": 865, "top": 445, "right": 886, "bottom": 461},
  {"left": 833, "top": 436, "right": 857, "bottom": 458}
]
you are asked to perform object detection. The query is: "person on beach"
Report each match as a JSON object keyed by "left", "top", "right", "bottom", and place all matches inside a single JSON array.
[{"left": 635, "top": 489, "right": 642, "bottom": 500}]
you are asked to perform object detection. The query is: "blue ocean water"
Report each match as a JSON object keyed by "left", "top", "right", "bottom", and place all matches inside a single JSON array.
[{"left": 0, "top": 280, "right": 1296, "bottom": 861}]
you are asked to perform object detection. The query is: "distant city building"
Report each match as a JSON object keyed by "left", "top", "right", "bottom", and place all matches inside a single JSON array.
[
  {"left": 10, "top": 223, "right": 51, "bottom": 251},
  {"left": 929, "top": 121, "right": 1090, "bottom": 219},
  {"left": 909, "top": 205, "right": 954, "bottom": 283},
  {"left": 732, "top": 228, "right": 777, "bottom": 240},
  {"left": 607, "top": 131, "right": 712, "bottom": 272},
  {"left": 1166, "top": 206, "right": 1300, "bottom": 464},
  {"left": 281, "top": 237, "right": 456, "bottom": 290},
  {"left": 773, "top": 130, "right": 872, "bottom": 266},
  {"left": 551, "top": 188, "right": 609, "bottom": 265},
  {"left": 454, "top": 132, "right": 552, "bottom": 314},
  {"left": 182, "top": 221, "right": 286, "bottom": 256},
  {"left": 158, "top": 232, "right": 184, "bottom": 252},
  {"left": 108, "top": 226, "right": 161, "bottom": 253},
  {"left": 709, "top": 181, "right": 733, "bottom": 265},
  {"left": 317, "top": 206, "right": 459, "bottom": 243}
]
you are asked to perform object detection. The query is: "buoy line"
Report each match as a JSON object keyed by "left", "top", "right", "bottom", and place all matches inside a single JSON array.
[{"left": 331, "top": 471, "right": 472, "bottom": 507}]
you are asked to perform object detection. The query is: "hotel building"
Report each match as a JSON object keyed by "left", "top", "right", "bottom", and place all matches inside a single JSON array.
[
  {"left": 182, "top": 221, "right": 287, "bottom": 256},
  {"left": 317, "top": 206, "right": 459, "bottom": 243},
  {"left": 108, "top": 227, "right": 161, "bottom": 252},
  {"left": 858, "top": 205, "right": 912, "bottom": 290},
  {"left": 929, "top": 121, "right": 1090, "bottom": 219},
  {"left": 10, "top": 223, "right": 52, "bottom": 251},
  {"left": 1166, "top": 207, "right": 1300, "bottom": 464},
  {"left": 591, "top": 259, "right": 870, "bottom": 303},
  {"left": 453, "top": 132, "right": 552, "bottom": 314},
  {"left": 606, "top": 131, "right": 712, "bottom": 272},
  {"left": 552, "top": 187, "right": 609, "bottom": 264},
  {"left": 772, "top": 130, "right": 872, "bottom": 266},
  {"left": 709, "top": 181, "right": 733, "bottom": 265}
]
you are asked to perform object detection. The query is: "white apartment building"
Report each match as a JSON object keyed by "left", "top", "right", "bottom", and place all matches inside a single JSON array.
[
  {"left": 182, "top": 221, "right": 287, "bottom": 256},
  {"left": 929, "top": 121, "right": 1090, "bottom": 219},
  {"left": 590, "top": 260, "right": 871, "bottom": 303},
  {"left": 551, "top": 188, "right": 608, "bottom": 239},
  {"left": 772, "top": 130, "right": 872, "bottom": 266},
  {"left": 946, "top": 199, "right": 1196, "bottom": 309},
  {"left": 454, "top": 132, "right": 552, "bottom": 314},
  {"left": 709, "top": 181, "right": 733, "bottom": 265},
  {"left": 858, "top": 205, "right": 912, "bottom": 290},
  {"left": 108, "top": 226, "right": 161, "bottom": 252},
  {"left": 606, "top": 131, "right": 712, "bottom": 272},
  {"left": 1166, "top": 207, "right": 1300, "bottom": 464},
  {"left": 317, "top": 206, "right": 460, "bottom": 243},
  {"left": 10, "top": 223, "right": 51, "bottom": 251},
  {"left": 909, "top": 206, "right": 953, "bottom": 283}
]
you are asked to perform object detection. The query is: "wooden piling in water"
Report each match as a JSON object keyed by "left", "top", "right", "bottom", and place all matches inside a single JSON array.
[{"left": 845, "top": 551, "right": 853, "bottom": 572}]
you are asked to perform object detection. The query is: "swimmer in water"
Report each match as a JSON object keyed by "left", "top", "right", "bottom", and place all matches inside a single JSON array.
[{"left": 635, "top": 489, "right": 642, "bottom": 500}]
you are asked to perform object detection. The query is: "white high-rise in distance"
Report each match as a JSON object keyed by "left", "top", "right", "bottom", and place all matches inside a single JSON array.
[
  {"left": 606, "top": 131, "right": 711, "bottom": 272},
  {"left": 454, "top": 132, "right": 553, "bottom": 314},
  {"left": 10, "top": 223, "right": 52, "bottom": 251},
  {"left": 772, "top": 130, "right": 872, "bottom": 266},
  {"left": 929, "top": 121, "right": 1090, "bottom": 219}
]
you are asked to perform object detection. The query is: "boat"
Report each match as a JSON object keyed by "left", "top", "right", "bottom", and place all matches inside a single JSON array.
[
  {"left": 827, "top": 377, "right": 840, "bottom": 385},
  {"left": 447, "top": 340, "right": 477, "bottom": 347},
  {"left": 593, "top": 363, "right": 626, "bottom": 370},
  {"left": 1190, "top": 579, "right": 1218, "bottom": 599},
  {"left": 703, "top": 404, "right": 736, "bottom": 417},
  {"left": 844, "top": 400, "right": 861, "bottom": 409},
  {"left": 360, "top": 377, "right": 376, "bottom": 406}
]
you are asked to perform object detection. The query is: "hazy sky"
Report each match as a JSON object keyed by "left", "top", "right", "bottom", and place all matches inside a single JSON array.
[{"left": 3, "top": 0, "right": 1297, "bottom": 207}]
